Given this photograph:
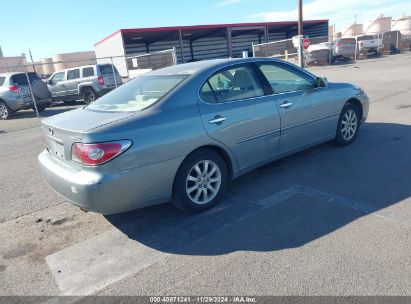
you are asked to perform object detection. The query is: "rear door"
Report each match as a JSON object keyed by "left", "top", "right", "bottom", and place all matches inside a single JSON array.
[
  {"left": 66, "top": 69, "right": 80, "bottom": 96},
  {"left": 98, "top": 64, "right": 117, "bottom": 89},
  {"left": 256, "top": 61, "right": 337, "bottom": 154},
  {"left": 198, "top": 63, "right": 281, "bottom": 171},
  {"left": 10, "top": 74, "right": 31, "bottom": 101}
]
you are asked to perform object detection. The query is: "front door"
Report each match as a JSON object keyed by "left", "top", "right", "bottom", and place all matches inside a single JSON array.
[
  {"left": 256, "top": 62, "right": 337, "bottom": 154},
  {"left": 198, "top": 63, "right": 281, "bottom": 171},
  {"left": 48, "top": 71, "right": 66, "bottom": 97}
]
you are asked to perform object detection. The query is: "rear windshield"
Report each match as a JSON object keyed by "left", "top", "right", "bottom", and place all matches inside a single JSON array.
[
  {"left": 0, "top": 77, "right": 5, "bottom": 86},
  {"left": 99, "top": 65, "right": 115, "bottom": 75},
  {"left": 10, "top": 73, "right": 39, "bottom": 85},
  {"left": 86, "top": 75, "right": 187, "bottom": 112}
]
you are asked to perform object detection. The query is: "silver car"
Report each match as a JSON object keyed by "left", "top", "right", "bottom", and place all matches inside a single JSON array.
[
  {"left": 38, "top": 58, "right": 369, "bottom": 214},
  {"left": 0, "top": 72, "right": 51, "bottom": 119},
  {"left": 47, "top": 64, "right": 122, "bottom": 104}
]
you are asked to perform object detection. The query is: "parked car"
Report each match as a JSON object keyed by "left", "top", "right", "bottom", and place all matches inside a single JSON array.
[
  {"left": 331, "top": 38, "right": 357, "bottom": 61},
  {"left": 304, "top": 42, "right": 332, "bottom": 65},
  {"left": 356, "top": 34, "right": 383, "bottom": 57},
  {"left": 0, "top": 72, "right": 51, "bottom": 119},
  {"left": 47, "top": 64, "right": 122, "bottom": 104},
  {"left": 38, "top": 58, "right": 369, "bottom": 214}
]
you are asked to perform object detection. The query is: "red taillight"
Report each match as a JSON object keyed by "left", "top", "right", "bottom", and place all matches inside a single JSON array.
[
  {"left": 98, "top": 76, "right": 104, "bottom": 86},
  {"left": 71, "top": 141, "right": 132, "bottom": 166},
  {"left": 9, "top": 85, "right": 19, "bottom": 93}
]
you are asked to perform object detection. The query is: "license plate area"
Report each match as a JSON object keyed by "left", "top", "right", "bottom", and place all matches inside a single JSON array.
[{"left": 47, "top": 139, "right": 65, "bottom": 159}]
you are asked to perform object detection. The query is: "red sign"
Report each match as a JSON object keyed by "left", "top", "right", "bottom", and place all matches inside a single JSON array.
[{"left": 303, "top": 38, "right": 310, "bottom": 49}]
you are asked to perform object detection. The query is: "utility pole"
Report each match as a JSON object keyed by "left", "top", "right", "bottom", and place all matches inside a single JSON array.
[
  {"left": 29, "top": 50, "right": 36, "bottom": 73},
  {"left": 297, "top": 0, "right": 304, "bottom": 67},
  {"left": 298, "top": 0, "right": 303, "bottom": 36}
]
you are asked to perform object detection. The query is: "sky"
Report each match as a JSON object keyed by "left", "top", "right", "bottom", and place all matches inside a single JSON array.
[{"left": 0, "top": 0, "right": 410, "bottom": 60}]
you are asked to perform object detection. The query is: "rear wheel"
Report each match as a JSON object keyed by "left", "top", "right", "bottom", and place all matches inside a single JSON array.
[
  {"left": 0, "top": 101, "right": 14, "bottom": 120},
  {"left": 172, "top": 149, "right": 228, "bottom": 213},
  {"left": 334, "top": 103, "right": 361, "bottom": 146},
  {"left": 82, "top": 88, "right": 96, "bottom": 104}
]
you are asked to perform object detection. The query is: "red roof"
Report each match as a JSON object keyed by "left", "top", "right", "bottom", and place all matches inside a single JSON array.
[{"left": 95, "top": 20, "right": 329, "bottom": 46}]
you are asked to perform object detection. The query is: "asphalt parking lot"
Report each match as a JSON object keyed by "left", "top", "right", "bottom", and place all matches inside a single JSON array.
[{"left": 0, "top": 54, "right": 410, "bottom": 297}]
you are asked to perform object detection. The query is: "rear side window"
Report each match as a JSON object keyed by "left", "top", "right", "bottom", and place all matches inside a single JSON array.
[
  {"left": 67, "top": 69, "right": 80, "bottom": 80},
  {"left": 99, "top": 65, "right": 114, "bottom": 75},
  {"left": 200, "top": 65, "right": 264, "bottom": 103},
  {"left": 0, "top": 77, "right": 5, "bottom": 86},
  {"left": 82, "top": 67, "right": 94, "bottom": 77}
]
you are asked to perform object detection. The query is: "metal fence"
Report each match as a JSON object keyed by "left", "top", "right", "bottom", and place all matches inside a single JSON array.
[
  {"left": 252, "top": 30, "right": 411, "bottom": 67},
  {"left": 0, "top": 49, "right": 177, "bottom": 120}
]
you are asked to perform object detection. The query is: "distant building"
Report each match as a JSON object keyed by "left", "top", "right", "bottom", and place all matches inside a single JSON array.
[
  {"left": 95, "top": 20, "right": 329, "bottom": 77},
  {"left": 0, "top": 51, "right": 96, "bottom": 75}
]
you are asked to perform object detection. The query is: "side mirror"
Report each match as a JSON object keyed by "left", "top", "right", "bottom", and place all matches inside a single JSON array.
[{"left": 316, "top": 77, "right": 328, "bottom": 88}]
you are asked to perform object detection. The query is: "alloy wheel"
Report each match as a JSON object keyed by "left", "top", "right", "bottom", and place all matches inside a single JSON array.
[
  {"left": 0, "top": 103, "right": 8, "bottom": 119},
  {"left": 186, "top": 160, "right": 222, "bottom": 205},
  {"left": 341, "top": 109, "right": 358, "bottom": 141}
]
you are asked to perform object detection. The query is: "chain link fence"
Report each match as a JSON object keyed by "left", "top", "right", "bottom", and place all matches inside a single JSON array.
[
  {"left": 252, "top": 29, "right": 411, "bottom": 67},
  {"left": 0, "top": 49, "right": 177, "bottom": 121}
]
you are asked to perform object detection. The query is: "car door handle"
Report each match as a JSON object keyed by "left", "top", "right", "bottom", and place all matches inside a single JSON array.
[
  {"left": 209, "top": 116, "right": 227, "bottom": 125},
  {"left": 279, "top": 102, "right": 293, "bottom": 109}
]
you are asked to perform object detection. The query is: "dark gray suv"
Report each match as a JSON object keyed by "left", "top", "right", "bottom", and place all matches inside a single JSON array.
[
  {"left": 47, "top": 64, "right": 122, "bottom": 104},
  {"left": 0, "top": 72, "right": 51, "bottom": 119}
]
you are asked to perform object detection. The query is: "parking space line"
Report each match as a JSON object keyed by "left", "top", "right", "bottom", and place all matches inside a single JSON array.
[
  {"left": 45, "top": 185, "right": 408, "bottom": 296},
  {"left": 296, "top": 185, "right": 411, "bottom": 226}
]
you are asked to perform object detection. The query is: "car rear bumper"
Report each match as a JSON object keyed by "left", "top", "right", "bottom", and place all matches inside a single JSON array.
[
  {"left": 9, "top": 97, "right": 51, "bottom": 111},
  {"left": 38, "top": 150, "right": 181, "bottom": 214}
]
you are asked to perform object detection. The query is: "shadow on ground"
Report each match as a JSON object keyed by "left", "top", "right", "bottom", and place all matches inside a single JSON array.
[{"left": 106, "top": 122, "right": 411, "bottom": 255}]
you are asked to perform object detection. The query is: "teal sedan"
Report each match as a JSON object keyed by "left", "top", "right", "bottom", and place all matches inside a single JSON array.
[{"left": 38, "top": 58, "right": 369, "bottom": 214}]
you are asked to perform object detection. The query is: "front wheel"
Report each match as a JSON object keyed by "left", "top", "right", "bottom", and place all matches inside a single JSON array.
[
  {"left": 172, "top": 149, "right": 228, "bottom": 213},
  {"left": 334, "top": 103, "right": 361, "bottom": 146}
]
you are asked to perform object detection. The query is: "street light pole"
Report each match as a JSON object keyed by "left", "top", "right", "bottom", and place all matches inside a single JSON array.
[{"left": 297, "top": 0, "right": 304, "bottom": 67}]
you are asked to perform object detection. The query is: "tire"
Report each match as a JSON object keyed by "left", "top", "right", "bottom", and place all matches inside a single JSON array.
[
  {"left": 35, "top": 104, "right": 48, "bottom": 112},
  {"left": 63, "top": 100, "right": 76, "bottom": 105},
  {"left": 31, "top": 79, "right": 51, "bottom": 100},
  {"left": 82, "top": 88, "right": 96, "bottom": 104},
  {"left": 0, "top": 101, "right": 14, "bottom": 120},
  {"left": 334, "top": 103, "right": 361, "bottom": 146},
  {"left": 172, "top": 149, "right": 228, "bottom": 213}
]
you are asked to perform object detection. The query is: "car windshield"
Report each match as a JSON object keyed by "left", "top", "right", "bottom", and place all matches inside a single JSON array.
[{"left": 86, "top": 75, "right": 187, "bottom": 112}]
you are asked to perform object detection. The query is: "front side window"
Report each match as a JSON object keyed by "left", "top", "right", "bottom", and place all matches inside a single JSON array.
[
  {"left": 257, "top": 63, "right": 315, "bottom": 94},
  {"left": 0, "top": 77, "right": 5, "bottom": 86},
  {"left": 86, "top": 75, "right": 187, "bottom": 112},
  {"left": 50, "top": 72, "right": 65, "bottom": 84},
  {"left": 200, "top": 65, "right": 264, "bottom": 103},
  {"left": 67, "top": 69, "right": 80, "bottom": 80}
]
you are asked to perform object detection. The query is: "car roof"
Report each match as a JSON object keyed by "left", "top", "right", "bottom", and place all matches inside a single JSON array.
[
  {"left": 0, "top": 72, "right": 34, "bottom": 77},
  {"left": 147, "top": 57, "right": 285, "bottom": 76}
]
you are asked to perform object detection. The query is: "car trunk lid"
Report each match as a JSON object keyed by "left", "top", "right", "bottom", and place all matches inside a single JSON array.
[{"left": 41, "top": 108, "right": 135, "bottom": 165}]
